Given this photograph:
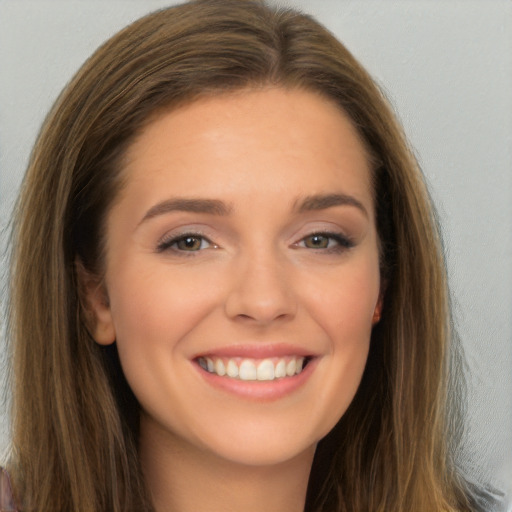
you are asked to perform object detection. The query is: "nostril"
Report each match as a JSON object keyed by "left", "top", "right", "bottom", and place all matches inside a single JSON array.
[
  {"left": 223, "top": 258, "right": 298, "bottom": 324},
  {"left": 233, "top": 311, "right": 294, "bottom": 325}
]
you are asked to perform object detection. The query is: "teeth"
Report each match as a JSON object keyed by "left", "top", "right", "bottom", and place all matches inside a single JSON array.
[
  {"left": 257, "top": 359, "right": 274, "bottom": 381},
  {"left": 226, "top": 359, "right": 239, "bottom": 378},
  {"left": 286, "top": 359, "right": 296, "bottom": 376},
  {"left": 215, "top": 359, "right": 226, "bottom": 377},
  {"left": 274, "top": 359, "right": 286, "bottom": 379},
  {"left": 198, "top": 356, "right": 308, "bottom": 381},
  {"left": 275, "top": 359, "right": 286, "bottom": 378},
  {"left": 239, "top": 360, "right": 257, "bottom": 380}
]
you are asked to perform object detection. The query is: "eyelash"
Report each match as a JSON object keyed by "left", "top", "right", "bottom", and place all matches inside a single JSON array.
[
  {"left": 156, "top": 231, "right": 354, "bottom": 255},
  {"left": 296, "top": 232, "right": 355, "bottom": 253},
  {"left": 156, "top": 232, "right": 214, "bottom": 254}
]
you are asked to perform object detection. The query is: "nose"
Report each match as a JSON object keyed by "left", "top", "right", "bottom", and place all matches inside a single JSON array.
[{"left": 224, "top": 249, "right": 297, "bottom": 326}]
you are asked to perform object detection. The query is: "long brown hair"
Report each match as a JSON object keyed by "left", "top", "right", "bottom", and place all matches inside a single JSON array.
[{"left": 7, "top": 0, "right": 473, "bottom": 510}]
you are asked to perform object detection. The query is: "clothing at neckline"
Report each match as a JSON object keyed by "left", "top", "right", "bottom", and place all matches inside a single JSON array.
[{"left": 0, "top": 468, "right": 18, "bottom": 512}]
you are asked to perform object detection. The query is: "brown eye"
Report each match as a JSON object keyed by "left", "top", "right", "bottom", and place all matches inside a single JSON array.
[
  {"left": 297, "top": 232, "right": 354, "bottom": 253},
  {"left": 176, "top": 236, "right": 204, "bottom": 251},
  {"left": 157, "top": 233, "right": 213, "bottom": 253},
  {"left": 303, "top": 234, "right": 330, "bottom": 249}
]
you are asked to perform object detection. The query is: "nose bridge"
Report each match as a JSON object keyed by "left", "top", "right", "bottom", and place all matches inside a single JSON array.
[{"left": 224, "top": 241, "right": 296, "bottom": 324}]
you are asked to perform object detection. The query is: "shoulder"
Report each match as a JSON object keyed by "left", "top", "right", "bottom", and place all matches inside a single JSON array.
[{"left": 0, "top": 468, "right": 18, "bottom": 512}]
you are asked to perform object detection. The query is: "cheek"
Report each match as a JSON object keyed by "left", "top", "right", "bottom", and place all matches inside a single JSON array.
[
  {"left": 107, "top": 262, "right": 222, "bottom": 360},
  {"left": 105, "top": 263, "right": 226, "bottom": 427},
  {"left": 299, "top": 258, "right": 379, "bottom": 423},
  {"left": 305, "top": 259, "right": 380, "bottom": 339}
]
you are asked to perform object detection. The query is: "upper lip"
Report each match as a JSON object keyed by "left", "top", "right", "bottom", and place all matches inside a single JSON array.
[{"left": 191, "top": 343, "right": 316, "bottom": 360}]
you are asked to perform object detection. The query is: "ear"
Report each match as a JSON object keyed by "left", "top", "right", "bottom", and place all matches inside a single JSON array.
[
  {"left": 372, "top": 290, "right": 384, "bottom": 325},
  {"left": 75, "top": 259, "right": 116, "bottom": 345}
]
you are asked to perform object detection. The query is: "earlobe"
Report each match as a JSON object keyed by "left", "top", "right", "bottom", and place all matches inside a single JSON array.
[
  {"left": 90, "top": 290, "right": 116, "bottom": 345},
  {"left": 75, "top": 259, "right": 116, "bottom": 345},
  {"left": 372, "top": 293, "right": 384, "bottom": 325}
]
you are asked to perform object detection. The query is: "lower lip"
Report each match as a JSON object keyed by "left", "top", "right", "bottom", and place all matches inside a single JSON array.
[{"left": 194, "top": 358, "right": 318, "bottom": 402}]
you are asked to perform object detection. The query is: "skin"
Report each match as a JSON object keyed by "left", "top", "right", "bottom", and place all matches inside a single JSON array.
[{"left": 86, "top": 87, "right": 382, "bottom": 512}]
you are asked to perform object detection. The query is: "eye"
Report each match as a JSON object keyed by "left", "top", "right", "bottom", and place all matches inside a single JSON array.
[
  {"left": 157, "top": 233, "right": 213, "bottom": 253},
  {"left": 298, "top": 232, "right": 354, "bottom": 252}
]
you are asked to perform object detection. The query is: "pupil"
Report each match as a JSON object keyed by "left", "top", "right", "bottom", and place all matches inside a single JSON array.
[
  {"left": 309, "top": 235, "right": 327, "bottom": 248},
  {"left": 180, "top": 237, "right": 200, "bottom": 250}
]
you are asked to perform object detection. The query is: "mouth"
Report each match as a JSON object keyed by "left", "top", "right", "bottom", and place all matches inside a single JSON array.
[{"left": 196, "top": 355, "right": 313, "bottom": 381}]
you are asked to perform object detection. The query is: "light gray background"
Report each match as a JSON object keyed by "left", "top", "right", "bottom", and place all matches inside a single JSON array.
[{"left": 1, "top": 0, "right": 511, "bottom": 505}]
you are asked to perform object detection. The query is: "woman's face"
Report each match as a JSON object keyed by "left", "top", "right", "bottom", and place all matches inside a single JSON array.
[{"left": 88, "top": 87, "right": 381, "bottom": 466}]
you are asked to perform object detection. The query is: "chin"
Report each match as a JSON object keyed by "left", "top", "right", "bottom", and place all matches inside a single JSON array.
[{"left": 206, "top": 437, "right": 317, "bottom": 468}]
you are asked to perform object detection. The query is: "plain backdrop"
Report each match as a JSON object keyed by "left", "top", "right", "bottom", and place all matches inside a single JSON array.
[{"left": 1, "top": 0, "right": 511, "bottom": 507}]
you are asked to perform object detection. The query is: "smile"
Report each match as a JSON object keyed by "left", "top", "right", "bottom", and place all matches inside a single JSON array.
[{"left": 196, "top": 356, "right": 308, "bottom": 381}]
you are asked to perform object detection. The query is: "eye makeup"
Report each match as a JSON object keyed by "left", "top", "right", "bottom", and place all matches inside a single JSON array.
[
  {"left": 297, "top": 231, "right": 355, "bottom": 253},
  {"left": 155, "top": 229, "right": 355, "bottom": 257},
  {"left": 156, "top": 231, "right": 215, "bottom": 254}
]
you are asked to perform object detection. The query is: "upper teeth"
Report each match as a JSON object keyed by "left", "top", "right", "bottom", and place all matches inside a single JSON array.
[{"left": 198, "top": 356, "right": 306, "bottom": 381}]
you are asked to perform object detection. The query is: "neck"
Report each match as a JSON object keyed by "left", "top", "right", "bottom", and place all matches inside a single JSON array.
[{"left": 139, "top": 419, "right": 315, "bottom": 512}]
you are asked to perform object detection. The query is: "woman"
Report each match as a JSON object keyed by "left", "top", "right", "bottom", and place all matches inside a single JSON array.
[{"left": 2, "top": 0, "right": 490, "bottom": 510}]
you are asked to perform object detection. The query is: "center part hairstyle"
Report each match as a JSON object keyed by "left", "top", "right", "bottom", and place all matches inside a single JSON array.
[{"left": 8, "top": 0, "right": 473, "bottom": 510}]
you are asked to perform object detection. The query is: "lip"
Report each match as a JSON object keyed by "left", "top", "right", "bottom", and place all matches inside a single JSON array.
[
  {"left": 193, "top": 354, "right": 319, "bottom": 402},
  {"left": 191, "top": 343, "right": 315, "bottom": 360}
]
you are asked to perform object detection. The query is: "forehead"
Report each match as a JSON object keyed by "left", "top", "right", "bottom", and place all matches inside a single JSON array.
[{"left": 118, "top": 87, "right": 374, "bottom": 212}]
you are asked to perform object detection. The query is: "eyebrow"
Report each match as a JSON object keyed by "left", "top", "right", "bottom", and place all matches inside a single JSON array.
[
  {"left": 139, "top": 198, "right": 232, "bottom": 225},
  {"left": 139, "top": 192, "right": 368, "bottom": 226},
  {"left": 294, "top": 193, "right": 368, "bottom": 217}
]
